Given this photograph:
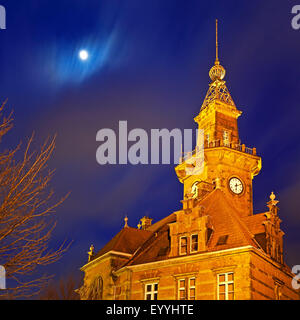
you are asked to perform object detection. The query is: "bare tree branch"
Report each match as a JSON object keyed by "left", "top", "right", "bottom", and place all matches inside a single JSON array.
[{"left": 0, "top": 102, "right": 71, "bottom": 298}]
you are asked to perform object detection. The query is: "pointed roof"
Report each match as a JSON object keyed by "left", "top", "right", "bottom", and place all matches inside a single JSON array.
[
  {"left": 91, "top": 190, "right": 273, "bottom": 270},
  {"left": 124, "top": 214, "right": 176, "bottom": 266},
  {"left": 242, "top": 213, "right": 268, "bottom": 235},
  {"left": 120, "top": 189, "right": 265, "bottom": 267},
  {"left": 92, "top": 227, "right": 152, "bottom": 260},
  {"left": 200, "top": 189, "right": 261, "bottom": 250},
  {"left": 200, "top": 20, "right": 236, "bottom": 112},
  {"left": 200, "top": 80, "right": 236, "bottom": 111}
]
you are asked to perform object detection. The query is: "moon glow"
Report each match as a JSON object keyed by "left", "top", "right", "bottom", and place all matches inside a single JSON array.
[{"left": 79, "top": 50, "right": 89, "bottom": 61}]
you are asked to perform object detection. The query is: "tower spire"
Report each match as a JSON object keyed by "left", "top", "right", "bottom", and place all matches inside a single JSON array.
[
  {"left": 124, "top": 215, "right": 129, "bottom": 228},
  {"left": 215, "top": 19, "right": 219, "bottom": 65},
  {"left": 197, "top": 19, "right": 237, "bottom": 112},
  {"left": 209, "top": 19, "right": 226, "bottom": 82}
]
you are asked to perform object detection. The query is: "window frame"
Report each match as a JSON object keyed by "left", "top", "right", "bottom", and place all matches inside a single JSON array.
[
  {"left": 188, "top": 277, "right": 196, "bottom": 300},
  {"left": 223, "top": 130, "right": 230, "bottom": 146},
  {"left": 190, "top": 234, "right": 199, "bottom": 253},
  {"left": 206, "top": 133, "right": 210, "bottom": 145},
  {"left": 178, "top": 278, "right": 186, "bottom": 300},
  {"left": 144, "top": 282, "right": 158, "bottom": 300},
  {"left": 177, "top": 277, "right": 196, "bottom": 300},
  {"left": 179, "top": 236, "right": 188, "bottom": 255},
  {"left": 217, "top": 272, "right": 234, "bottom": 300}
]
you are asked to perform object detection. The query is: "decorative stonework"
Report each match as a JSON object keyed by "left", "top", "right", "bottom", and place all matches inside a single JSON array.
[
  {"left": 78, "top": 20, "right": 300, "bottom": 301},
  {"left": 263, "top": 192, "right": 284, "bottom": 264},
  {"left": 168, "top": 199, "right": 213, "bottom": 257}
]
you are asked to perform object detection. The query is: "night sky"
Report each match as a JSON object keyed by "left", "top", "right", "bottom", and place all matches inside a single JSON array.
[{"left": 0, "top": 0, "right": 299, "bottom": 284}]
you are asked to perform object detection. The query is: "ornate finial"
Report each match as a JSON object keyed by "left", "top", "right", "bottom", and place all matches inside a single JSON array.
[
  {"left": 87, "top": 244, "right": 95, "bottom": 262},
  {"left": 137, "top": 222, "right": 141, "bottom": 229},
  {"left": 124, "top": 215, "right": 129, "bottom": 228},
  {"left": 214, "top": 177, "right": 221, "bottom": 189},
  {"left": 270, "top": 191, "right": 276, "bottom": 201},
  {"left": 215, "top": 19, "right": 219, "bottom": 64},
  {"left": 139, "top": 216, "right": 153, "bottom": 230},
  {"left": 209, "top": 19, "right": 226, "bottom": 82},
  {"left": 267, "top": 191, "right": 279, "bottom": 211},
  {"left": 199, "top": 19, "right": 236, "bottom": 112}
]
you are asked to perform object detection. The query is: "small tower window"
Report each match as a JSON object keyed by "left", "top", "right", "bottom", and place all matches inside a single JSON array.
[
  {"left": 206, "top": 133, "right": 210, "bottom": 145},
  {"left": 190, "top": 234, "right": 198, "bottom": 253},
  {"left": 180, "top": 237, "right": 188, "bottom": 255},
  {"left": 223, "top": 130, "right": 230, "bottom": 146}
]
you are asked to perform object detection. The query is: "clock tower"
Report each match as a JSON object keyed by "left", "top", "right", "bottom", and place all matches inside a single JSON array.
[
  {"left": 79, "top": 20, "right": 299, "bottom": 301},
  {"left": 175, "top": 20, "right": 261, "bottom": 217}
]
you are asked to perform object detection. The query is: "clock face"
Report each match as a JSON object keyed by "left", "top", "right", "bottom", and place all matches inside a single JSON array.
[
  {"left": 229, "top": 177, "right": 243, "bottom": 195},
  {"left": 191, "top": 181, "right": 199, "bottom": 198}
]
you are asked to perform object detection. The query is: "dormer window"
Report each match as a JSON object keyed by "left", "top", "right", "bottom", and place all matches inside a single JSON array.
[
  {"left": 180, "top": 237, "right": 188, "bottom": 255},
  {"left": 190, "top": 234, "right": 198, "bottom": 253},
  {"left": 179, "top": 235, "right": 199, "bottom": 255}
]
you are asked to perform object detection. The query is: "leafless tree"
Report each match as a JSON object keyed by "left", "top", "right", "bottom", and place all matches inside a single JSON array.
[
  {"left": 39, "top": 275, "right": 81, "bottom": 300},
  {"left": 0, "top": 102, "right": 70, "bottom": 298},
  {"left": 77, "top": 275, "right": 104, "bottom": 300}
]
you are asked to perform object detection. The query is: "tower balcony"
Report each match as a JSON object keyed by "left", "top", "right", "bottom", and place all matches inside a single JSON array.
[
  {"left": 180, "top": 139, "right": 257, "bottom": 163},
  {"left": 207, "top": 140, "right": 257, "bottom": 155}
]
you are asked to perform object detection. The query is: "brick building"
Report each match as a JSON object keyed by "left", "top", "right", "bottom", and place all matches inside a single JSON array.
[{"left": 78, "top": 22, "right": 299, "bottom": 300}]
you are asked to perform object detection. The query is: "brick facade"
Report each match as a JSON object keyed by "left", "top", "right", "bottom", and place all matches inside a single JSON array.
[{"left": 78, "top": 41, "right": 300, "bottom": 301}]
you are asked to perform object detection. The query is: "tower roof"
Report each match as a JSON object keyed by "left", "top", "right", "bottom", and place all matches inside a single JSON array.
[
  {"left": 200, "top": 80, "right": 236, "bottom": 111},
  {"left": 200, "top": 20, "right": 236, "bottom": 112}
]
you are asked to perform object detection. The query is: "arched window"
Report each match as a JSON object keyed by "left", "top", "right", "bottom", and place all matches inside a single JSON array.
[
  {"left": 88, "top": 276, "right": 103, "bottom": 300},
  {"left": 0, "top": 265, "right": 5, "bottom": 290}
]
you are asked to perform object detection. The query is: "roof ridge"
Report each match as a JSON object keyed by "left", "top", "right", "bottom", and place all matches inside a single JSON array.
[
  {"left": 122, "top": 231, "right": 161, "bottom": 267},
  {"left": 106, "top": 227, "right": 127, "bottom": 254},
  {"left": 246, "top": 211, "right": 268, "bottom": 217},
  {"left": 94, "top": 226, "right": 153, "bottom": 259},
  {"left": 215, "top": 190, "right": 263, "bottom": 250},
  {"left": 113, "top": 227, "right": 152, "bottom": 252},
  {"left": 121, "top": 217, "right": 175, "bottom": 267},
  {"left": 197, "top": 187, "right": 217, "bottom": 204},
  {"left": 147, "top": 212, "right": 176, "bottom": 232},
  {"left": 198, "top": 189, "right": 261, "bottom": 249},
  {"left": 198, "top": 188, "right": 219, "bottom": 212}
]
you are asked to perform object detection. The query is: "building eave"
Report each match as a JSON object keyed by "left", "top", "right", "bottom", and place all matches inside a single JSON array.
[
  {"left": 114, "top": 245, "right": 254, "bottom": 275},
  {"left": 80, "top": 250, "right": 132, "bottom": 271}
]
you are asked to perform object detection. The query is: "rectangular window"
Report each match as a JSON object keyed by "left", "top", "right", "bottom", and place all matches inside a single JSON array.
[
  {"left": 206, "top": 133, "right": 210, "bottom": 145},
  {"left": 223, "top": 130, "right": 230, "bottom": 146},
  {"left": 217, "top": 272, "right": 234, "bottom": 300},
  {"left": 216, "top": 235, "right": 229, "bottom": 246},
  {"left": 180, "top": 237, "right": 188, "bottom": 255},
  {"left": 189, "top": 278, "right": 196, "bottom": 300},
  {"left": 178, "top": 279, "right": 186, "bottom": 300},
  {"left": 145, "top": 283, "right": 158, "bottom": 300},
  {"left": 178, "top": 277, "right": 196, "bottom": 300},
  {"left": 190, "top": 234, "right": 198, "bottom": 253}
]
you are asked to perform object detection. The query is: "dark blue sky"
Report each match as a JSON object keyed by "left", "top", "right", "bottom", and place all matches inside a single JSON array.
[{"left": 0, "top": 0, "right": 299, "bottom": 284}]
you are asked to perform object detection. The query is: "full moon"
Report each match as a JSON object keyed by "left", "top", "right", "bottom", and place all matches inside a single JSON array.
[{"left": 79, "top": 50, "right": 89, "bottom": 61}]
